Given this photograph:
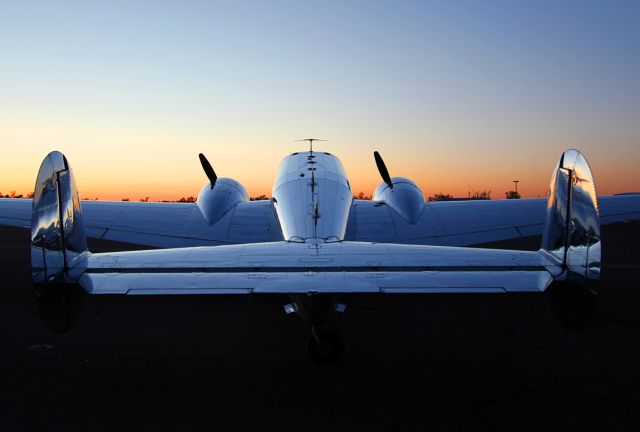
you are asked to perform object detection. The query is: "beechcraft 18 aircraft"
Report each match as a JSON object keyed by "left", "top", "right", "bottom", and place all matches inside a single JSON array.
[{"left": 1, "top": 141, "right": 639, "bottom": 362}]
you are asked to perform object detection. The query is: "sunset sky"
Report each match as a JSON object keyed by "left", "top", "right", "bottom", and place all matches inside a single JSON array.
[{"left": 1, "top": 1, "right": 639, "bottom": 201}]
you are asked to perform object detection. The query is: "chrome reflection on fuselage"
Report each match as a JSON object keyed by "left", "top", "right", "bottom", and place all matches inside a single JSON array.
[
  {"left": 541, "top": 149, "right": 600, "bottom": 281},
  {"left": 272, "top": 151, "right": 353, "bottom": 242}
]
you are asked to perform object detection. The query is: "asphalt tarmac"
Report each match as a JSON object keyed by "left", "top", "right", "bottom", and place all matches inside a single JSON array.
[{"left": 1, "top": 223, "right": 639, "bottom": 431}]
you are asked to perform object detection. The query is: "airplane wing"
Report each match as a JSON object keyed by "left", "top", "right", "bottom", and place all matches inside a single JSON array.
[
  {"left": 0, "top": 198, "right": 283, "bottom": 247},
  {"left": 345, "top": 194, "right": 640, "bottom": 246},
  {"left": 3, "top": 193, "right": 639, "bottom": 248},
  {"left": 76, "top": 241, "right": 558, "bottom": 295},
  {"left": 0, "top": 198, "right": 31, "bottom": 227}
]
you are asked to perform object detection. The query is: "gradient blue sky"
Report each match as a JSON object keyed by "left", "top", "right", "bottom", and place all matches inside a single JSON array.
[{"left": 1, "top": 1, "right": 639, "bottom": 200}]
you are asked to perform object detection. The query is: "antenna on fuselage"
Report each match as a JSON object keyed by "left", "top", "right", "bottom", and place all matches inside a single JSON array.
[{"left": 295, "top": 138, "right": 328, "bottom": 153}]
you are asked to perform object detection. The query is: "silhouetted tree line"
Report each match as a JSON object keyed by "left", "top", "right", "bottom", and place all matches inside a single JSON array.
[
  {"left": 3, "top": 188, "right": 523, "bottom": 202},
  {"left": 428, "top": 190, "right": 492, "bottom": 201},
  {"left": 117, "top": 195, "right": 270, "bottom": 203},
  {"left": 428, "top": 193, "right": 453, "bottom": 202},
  {"left": 0, "top": 193, "right": 269, "bottom": 203},
  {"left": 470, "top": 190, "right": 491, "bottom": 200},
  {"left": 0, "top": 191, "right": 31, "bottom": 198},
  {"left": 354, "top": 192, "right": 372, "bottom": 200}
]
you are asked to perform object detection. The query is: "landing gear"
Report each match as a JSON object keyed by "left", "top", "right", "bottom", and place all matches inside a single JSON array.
[
  {"left": 285, "top": 294, "right": 345, "bottom": 363},
  {"left": 308, "top": 328, "right": 343, "bottom": 364}
]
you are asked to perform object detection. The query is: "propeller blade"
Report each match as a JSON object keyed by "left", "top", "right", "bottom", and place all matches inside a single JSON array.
[
  {"left": 374, "top": 151, "right": 393, "bottom": 189},
  {"left": 199, "top": 153, "right": 217, "bottom": 189}
]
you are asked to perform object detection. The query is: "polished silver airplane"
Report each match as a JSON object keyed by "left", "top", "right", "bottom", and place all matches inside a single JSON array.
[{"left": 1, "top": 144, "right": 639, "bottom": 362}]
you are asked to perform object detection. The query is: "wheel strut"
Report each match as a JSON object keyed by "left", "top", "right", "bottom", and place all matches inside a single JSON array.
[{"left": 308, "top": 328, "right": 343, "bottom": 364}]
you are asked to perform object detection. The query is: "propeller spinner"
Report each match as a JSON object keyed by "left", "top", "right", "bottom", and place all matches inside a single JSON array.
[
  {"left": 199, "top": 153, "right": 218, "bottom": 189},
  {"left": 374, "top": 151, "right": 393, "bottom": 189}
]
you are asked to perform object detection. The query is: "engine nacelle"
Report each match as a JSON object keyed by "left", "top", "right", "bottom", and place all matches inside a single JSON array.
[
  {"left": 373, "top": 177, "right": 425, "bottom": 224},
  {"left": 196, "top": 178, "right": 249, "bottom": 225}
]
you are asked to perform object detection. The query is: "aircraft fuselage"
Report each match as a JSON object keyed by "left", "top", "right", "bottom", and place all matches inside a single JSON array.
[{"left": 272, "top": 150, "right": 353, "bottom": 242}]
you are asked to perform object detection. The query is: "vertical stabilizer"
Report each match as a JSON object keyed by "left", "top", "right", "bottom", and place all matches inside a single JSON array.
[
  {"left": 541, "top": 149, "right": 602, "bottom": 328},
  {"left": 31, "top": 151, "right": 87, "bottom": 333},
  {"left": 541, "top": 149, "right": 601, "bottom": 282}
]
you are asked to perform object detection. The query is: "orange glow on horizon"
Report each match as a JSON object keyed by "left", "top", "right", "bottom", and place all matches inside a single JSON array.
[{"left": 1, "top": 121, "right": 638, "bottom": 202}]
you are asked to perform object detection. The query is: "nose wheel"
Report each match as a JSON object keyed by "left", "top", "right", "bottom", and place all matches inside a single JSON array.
[{"left": 308, "top": 328, "right": 343, "bottom": 364}]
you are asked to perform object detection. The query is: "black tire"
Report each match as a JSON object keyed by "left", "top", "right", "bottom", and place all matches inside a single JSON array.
[{"left": 308, "top": 329, "right": 343, "bottom": 364}]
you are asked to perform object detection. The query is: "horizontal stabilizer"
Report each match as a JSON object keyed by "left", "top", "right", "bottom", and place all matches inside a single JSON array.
[{"left": 71, "top": 241, "right": 559, "bottom": 295}]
